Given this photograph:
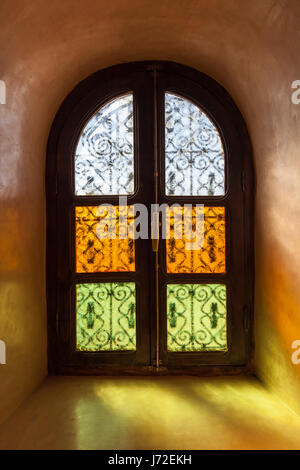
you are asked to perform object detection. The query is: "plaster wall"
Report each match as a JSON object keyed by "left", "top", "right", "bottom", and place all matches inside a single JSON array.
[{"left": 1, "top": 0, "right": 300, "bottom": 423}]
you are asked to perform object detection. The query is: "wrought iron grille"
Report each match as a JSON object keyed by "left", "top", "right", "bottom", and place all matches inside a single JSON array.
[
  {"left": 75, "top": 94, "right": 134, "bottom": 195},
  {"left": 167, "top": 284, "right": 227, "bottom": 351},
  {"left": 166, "top": 207, "right": 226, "bottom": 273},
  {"left": 165, "top": 93, "right": 225, "bottom": 196},
  {"left": 75, "top": 206, "right": 135, "bottom": 273},
  {"left": 76, "top": 282, "right": 136, "bottom": 351}
]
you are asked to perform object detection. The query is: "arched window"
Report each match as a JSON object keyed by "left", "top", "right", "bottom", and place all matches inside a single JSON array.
[{"left": 46, "top": 62, "right": 254, "bottom": 374}]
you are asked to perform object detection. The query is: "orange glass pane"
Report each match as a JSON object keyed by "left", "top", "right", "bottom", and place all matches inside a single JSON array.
[
  {"left": 76, "top": 206, "right": 135, "bottom": 272},
  {"left": 166, "top": 206, "right": 225, "bottom": 273}
]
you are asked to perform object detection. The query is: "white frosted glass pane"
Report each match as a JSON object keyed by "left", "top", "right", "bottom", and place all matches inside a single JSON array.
[
  {"left": 165, "top": 93, "right": 225, "bottom": 196},
  {"left": 75, "top": 94, "right": 134, "bottom": 195}
]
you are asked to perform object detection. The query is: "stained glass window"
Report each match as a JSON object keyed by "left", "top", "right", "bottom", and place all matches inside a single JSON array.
[
  {"left": 76, "top": 205, "right": 135, "bottom": 273},
  {"left": 75, "top": 94, "right": 134, "bottom": 195},
  {"left": 165, "top": 93, "right": 225, "bottom": 196},
  {"left": 76, "top": 282, "right": 136, "bottom": 351},
  {"left": 166, "top": 206, "right": 225, "bottom": 273},
  {"left": 167, "top": 284, "right": 227, "bottom": 351}
]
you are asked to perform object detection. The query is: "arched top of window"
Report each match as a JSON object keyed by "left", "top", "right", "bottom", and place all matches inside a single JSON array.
[
  {"left": 165, "top": 92, "right": 225, "bottom": 196},
  {"left": 75, "top": 93, "right": 134, "bottom": 196}
]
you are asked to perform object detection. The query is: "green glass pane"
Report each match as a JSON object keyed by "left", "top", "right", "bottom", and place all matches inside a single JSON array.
[
  {"left": 167, "top": 284, "right": 227, "bottom": 352},
  {"left": 76, "top": 282, "right": 136, "bottom": 351}
]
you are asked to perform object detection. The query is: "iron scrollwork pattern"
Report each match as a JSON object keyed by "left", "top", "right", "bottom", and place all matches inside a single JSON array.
[
  {"left": 75, "top": 205, "right": 135, "bottom": 273},
  {"left": 76, "top": 282, "right": 136, "bottom": 351},
  {"left": 165, "top": 93, "right": 225, "bottom": 196},
  {"left": 167, "top": 284, "right": 227, "bottom": 351},
  {"left": 75, "top": 94, "right": 134, "bottom": 195},
  {"left": 166, "top": 206, "right": 226, "bottom": 273}
]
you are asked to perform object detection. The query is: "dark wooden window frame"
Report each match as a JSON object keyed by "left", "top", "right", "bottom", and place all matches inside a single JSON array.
[{"left": 46, "top": 61, "right": 254, "bottom": 376}]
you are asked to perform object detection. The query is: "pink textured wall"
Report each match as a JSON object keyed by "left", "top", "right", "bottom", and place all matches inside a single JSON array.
[{"left": 1, "top": 0, "right": 300, "bottom": 422}]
